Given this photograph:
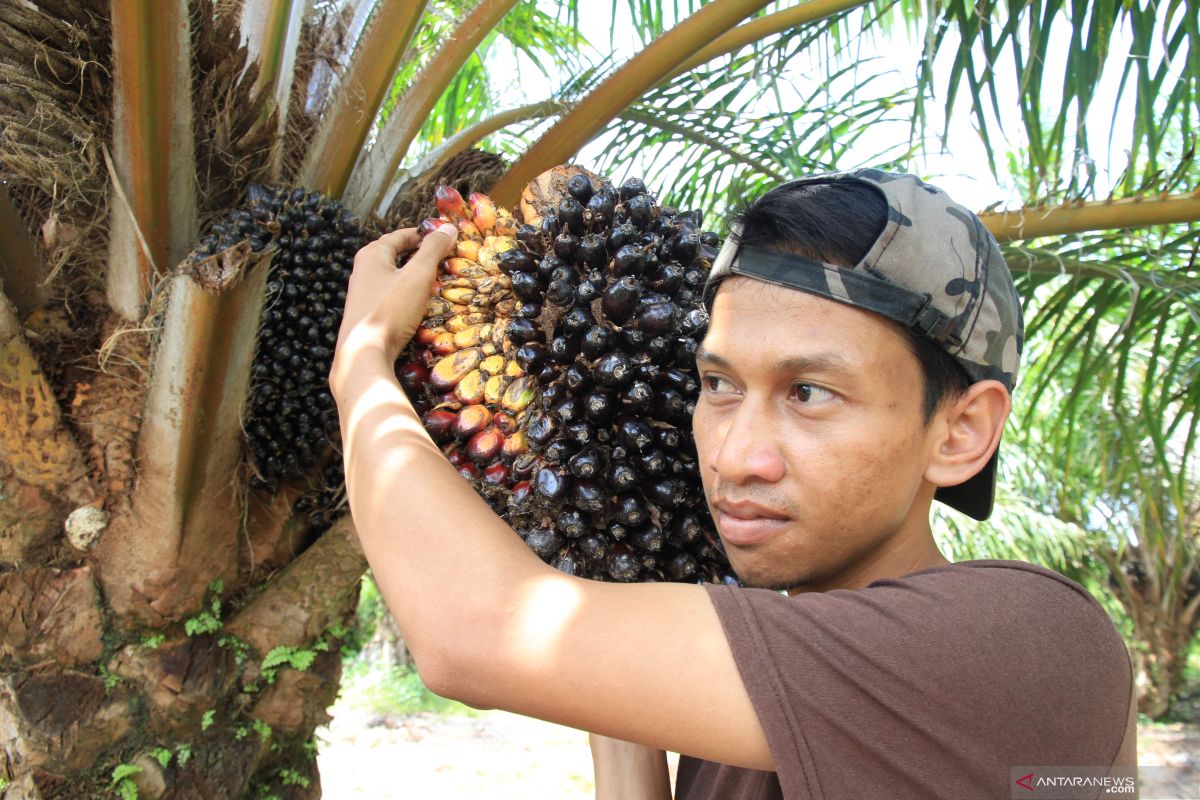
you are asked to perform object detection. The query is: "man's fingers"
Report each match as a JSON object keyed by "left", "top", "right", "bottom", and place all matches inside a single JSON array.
[
  {"left": 353, "top": 228, "right": 420, "bottom": 278},
  {"left": 396, "top": 223, "right": 457, "bottom": 277},
  {"left": 375, "top": 228, "right": 422, "bottom": 259},
  {"left": 415, "top": 223, "right": 459, "bottom": 261}
]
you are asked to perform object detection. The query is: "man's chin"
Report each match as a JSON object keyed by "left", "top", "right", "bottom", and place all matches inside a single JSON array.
[
  {"left": 724, "top": 556, "right": 811, "bottom": 594},
  {"left": 726, "top": 556, "right": 820, "bottom": 593}
]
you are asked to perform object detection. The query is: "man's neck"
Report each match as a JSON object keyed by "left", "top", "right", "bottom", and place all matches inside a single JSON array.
[{"left": 788, "top": 518, "right": 949, "bottom": 596}]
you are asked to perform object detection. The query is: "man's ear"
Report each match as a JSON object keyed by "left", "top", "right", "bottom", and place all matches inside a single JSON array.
[{"left": 925, "top": 380, "right": 1011, "bottom": 488}]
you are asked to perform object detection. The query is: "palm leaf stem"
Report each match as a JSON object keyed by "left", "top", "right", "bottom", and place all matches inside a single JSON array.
[
  {"left": 1006, "top": 252, "right": 1200, "bottom": 292},
  {"left": 487, "top": 0, "right": 781, "bottom": 206},
  {"left": 982, "top": 193, "right": 1200, "bottom": 242},
  {"left": 92, "top": 251, "right": 270, "bottom": 622},
  {"left": 106, "top": 0, "right": 197, "bottom": 321},
  {"left": 383, "top": 98, "right": 568, "bottom": 209},
  {"left": 300, "top": 0, "right": 430, "bottom": 198},
  {"left": 227, "top": 516, "right": 366, "bottom": 655},
  {"left": 619, "top": 107, "right": 788, "bottom": 181},
  {"left": 342, "top": 0, "right": 520, "bottom": 218},
  {"left": 670, "top": 0, "right": 870, "bottom": 78}
]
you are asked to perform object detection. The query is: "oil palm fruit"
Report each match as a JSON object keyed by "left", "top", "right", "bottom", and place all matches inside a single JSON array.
[{"left": 401, "top": 168, "right": 735, "bottom": 584}]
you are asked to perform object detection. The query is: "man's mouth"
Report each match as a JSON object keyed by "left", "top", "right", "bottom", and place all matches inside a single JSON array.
[{"left": 714, "top": 499, "right": 790, "bottom": 547}]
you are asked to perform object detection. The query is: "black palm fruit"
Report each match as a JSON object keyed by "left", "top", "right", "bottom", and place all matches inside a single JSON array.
[
  {"left": 607, "top": 222, "right": 637, "bottom": 253},
  {"left": 619, "top": 177, "right": 647, "bottom": 200},
  {"left": 581, "top": 325, "right": 616, "bottom": 360},
  {"left": 567, "top": 174, "right": 595, "bottom": 203},
  {"left": 602, "top": 277, "right": 641, "bottom": 323},
  {"left": 561, "top": 306, "right": 593, "bottom": 339},
  {"left": 195, "top": 185, "right": 369, "bottom": 511},
  {"left": 587, "top": 192, "right": 615, "bottom": 229},
  {"left": 558, "top": 197, "right": 586, "bottom": 235}
]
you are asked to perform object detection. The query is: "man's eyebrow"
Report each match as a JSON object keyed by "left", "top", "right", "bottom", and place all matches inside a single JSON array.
[
  {"left": 695, "top": 347, "right": 852, "bottom": 376},
  {"left": 695, "top": 347, "right": 730, "bottom": 368}
]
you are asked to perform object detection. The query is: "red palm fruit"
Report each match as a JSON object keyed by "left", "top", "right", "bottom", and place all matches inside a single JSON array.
[
  {"left": 456, "top": 239, "right": 481, "bottom": 261},
  {"left": 467, "top": 427, "right": 504, "bottom": 462},
  {"left": 453, "top": 404, "right": 492, "bottom": 439},
  {"left": 419, "top": 217, "right": 444, "bottom": 235},
  {"left": 396, "top": 362, "right": 429, "bottom": 395},
  {"left": 423, "top": 409, "right": 457, "bottom": 443},
  {"left": 501, "top": 430, "right": 528, "bottom": 461},
  {"left": 457, "top": 463, "right": 480, "bottom": 480},
  {"left": 469, "top": 192, "right": 498, "bottom": 232},
  {"left": 493, "top": 411, "right": 518, "bottom": 435},
  {"left": 500, "top": 376, "right": 536, "bottom": 412},
  {"left": 444, "top": 445, "right": 468, "bottom": 466},
  {"left": 493, "top": 214, "right": 518, "bottom": 237},
  {"left": 435, "top": 186, "right": 471, "bottom": 221},
  {"left": 456, "top": 218, "right": 483, "bottom": 242},
  {"left": 510, "top": 480, "right": 533, "bottom": 506},
  {"left": 483, "top": 462, "right": 510, "bottom": 486},
  {"left": 453, "top": 369, "right": 485, "bottom": 404},
  {"left": 442, "top": 257, "right": 473, "bottom": 277},
  {"left": 414, "top": 326, "right": 441, "bottom": 346}
]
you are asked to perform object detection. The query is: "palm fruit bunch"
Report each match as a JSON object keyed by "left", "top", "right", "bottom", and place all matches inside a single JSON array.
[
  {"left": 399, "top": 167, "right": 735, "bottom": 585},
  {"left": 189, "top": 185, "right": 371, "bottom": 494}
]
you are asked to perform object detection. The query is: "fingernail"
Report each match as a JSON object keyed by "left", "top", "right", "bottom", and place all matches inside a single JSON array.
[{"left": 437, "top": 223, "right": 457, "bottom": 238}]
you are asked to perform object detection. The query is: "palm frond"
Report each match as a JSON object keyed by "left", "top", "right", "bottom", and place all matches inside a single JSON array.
[
  {"left": 916, "top": 0, "right": 1199, "bottom": 201},
  {"left": 933, "top": 486, "right": 1099, "bottom": 586},
  {"left": 1005, "top": 221, "right": 1200, "bottom": 547},
  {"left": 584, "top": 15, "right": 913, "bottom": 216}
]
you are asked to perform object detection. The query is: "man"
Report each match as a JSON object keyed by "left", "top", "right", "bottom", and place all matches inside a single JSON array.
[{"left": 330, "top": 169, "right": 1136, "bottom": 799}]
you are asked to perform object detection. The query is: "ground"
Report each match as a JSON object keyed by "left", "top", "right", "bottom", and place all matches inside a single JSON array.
[
  {"left": 317, "top": 701, "right": 1196, "bottom": 798},
  {"left": 317, "top": 707, "right": 608, "bottom": 799}
]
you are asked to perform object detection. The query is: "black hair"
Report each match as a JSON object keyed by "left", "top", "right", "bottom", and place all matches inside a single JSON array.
[{"left": 729, "top": 179, "right": 971, "bottom": 422}]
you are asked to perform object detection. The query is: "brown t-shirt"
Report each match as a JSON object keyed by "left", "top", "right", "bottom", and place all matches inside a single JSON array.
[{"left": 676, "top": 560, "right": 1137, "bottom": 799}]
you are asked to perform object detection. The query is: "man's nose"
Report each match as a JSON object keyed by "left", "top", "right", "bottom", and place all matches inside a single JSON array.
[{"left": 708, "top": 400, "right": 786, "bottom": 485}]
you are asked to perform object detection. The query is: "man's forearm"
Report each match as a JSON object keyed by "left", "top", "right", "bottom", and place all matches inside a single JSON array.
[{"left": 334, "top": 341, "right": 547, "bottom": 669}]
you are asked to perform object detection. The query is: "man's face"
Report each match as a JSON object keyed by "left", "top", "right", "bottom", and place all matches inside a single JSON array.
[{"left": 692, "top": 277, "right": 942, "bottom": 591}]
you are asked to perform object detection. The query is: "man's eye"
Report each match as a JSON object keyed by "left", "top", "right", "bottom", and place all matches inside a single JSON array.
[
  {"left": 702, "top": 375, "right": 732, "bottom": 393},
  {"left": 793, "top": 383, "right": 834, "bottom": 403}
]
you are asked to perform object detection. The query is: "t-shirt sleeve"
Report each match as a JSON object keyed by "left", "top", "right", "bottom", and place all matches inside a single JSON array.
[{"left": 703, "top": 562, "right": 1134, "bottom": 800}]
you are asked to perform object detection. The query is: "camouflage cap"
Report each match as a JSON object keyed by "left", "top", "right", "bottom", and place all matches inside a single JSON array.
[{"left": 704, "top": 168, "right": 1025, "bottom": 520}]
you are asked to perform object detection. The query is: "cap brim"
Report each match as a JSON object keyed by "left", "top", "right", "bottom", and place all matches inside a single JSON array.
[{"left": 934, "top": 447, "right": 998, "bottom": 521}]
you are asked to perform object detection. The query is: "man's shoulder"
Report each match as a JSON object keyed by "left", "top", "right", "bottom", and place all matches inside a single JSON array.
[
  {"left": 712, "top": 557, "right": 1125, "bottom": 664},
  {"left": 888, "top": 557, "right": 1090, "bottom": 590},
  {"left": 864, "top": 558, "right": 1116, "bottom": 631}
]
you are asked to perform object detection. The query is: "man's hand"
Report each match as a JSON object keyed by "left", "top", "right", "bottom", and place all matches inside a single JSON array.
[
  {"left": 329, "top": 223, "right": 456, "bottom": 401},
  {"left": 590, "top": 734, "right": 672, "bottom": 800}
]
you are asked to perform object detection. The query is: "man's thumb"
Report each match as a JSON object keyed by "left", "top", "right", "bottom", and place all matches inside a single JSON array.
[{"left": 421, "top": 222, "right": 458, "bottom": 258}]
